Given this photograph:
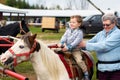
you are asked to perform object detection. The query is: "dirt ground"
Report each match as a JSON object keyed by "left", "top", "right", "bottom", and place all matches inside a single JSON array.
[
  {"left": 21, "top": 73, "right": 37, "bottom": 80},
  {"left": 42, "top": 40, "right": 59, "bottom": 44}
]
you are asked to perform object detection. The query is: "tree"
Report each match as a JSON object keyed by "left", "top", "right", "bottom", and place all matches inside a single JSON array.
[
  {"left": 65, "top": 0, "right": 72, "bottom": 10},
  {"left": 66, "top": 0, "right": 89, "bottom": 10},
  {"left": 56, "top": 5, "right": 62, "bottom": 10},
  {"left": 0, "top": 0, "right": 6, "bottom": 4},
  {"left": 6, "top": 0, "right": 17, "bottom": 7},
  {"left": 5, "top": 0, "right": 36, "bottom": 9}
]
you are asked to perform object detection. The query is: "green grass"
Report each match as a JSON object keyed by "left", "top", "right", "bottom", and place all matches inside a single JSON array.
[
  {"left": 29, "top": 27, "right": 65, "bottom": 40},
  {"left": 1, "top": 27, "right": 97, "bottom": 80},
  {"left": 0, "top": 62, "right": 34, "bottom": 80},
  {"left": 91, "top": 51, "right": 98, "bottom": 80}
]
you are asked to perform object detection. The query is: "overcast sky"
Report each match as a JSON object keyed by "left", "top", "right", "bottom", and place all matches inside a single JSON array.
[
  {"left": 27, "top": 0, "right": 120, "bottom": 10},
  {"left": 89, "top": 0, "right": 120, "bottom": 10}
]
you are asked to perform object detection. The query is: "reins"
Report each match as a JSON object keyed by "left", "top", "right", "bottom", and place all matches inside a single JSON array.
[
  {"left": 19, "top": 22, "right": 27, "bottom": 34},
  {"left": 8, "top": 40, "right": 37, "bottom": 66}
]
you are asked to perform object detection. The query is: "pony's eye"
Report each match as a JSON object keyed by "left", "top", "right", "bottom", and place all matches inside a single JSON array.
[{"left": 19, "top": 45, "right": 24, "bottom": 49}]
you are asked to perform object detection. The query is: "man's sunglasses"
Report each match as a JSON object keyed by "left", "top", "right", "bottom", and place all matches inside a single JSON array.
[{"left": 103, "top": 24, "right": 112, "bottom": 27}]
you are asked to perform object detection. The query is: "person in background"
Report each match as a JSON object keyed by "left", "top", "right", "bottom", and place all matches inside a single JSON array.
[
  {"left": 79, "top": 13, "right": 120, "bottom": 80},
  {"left": 114, "top": 11, "right": 119, "bottom": 17},
  {"left": 65, "top": 21, "right": 70, "bottom": 29},
  {"left": 0, "top": 20, "right": 6, "bottom": 27},
  {"left": 57, "top": 15, "right": 89, "bottom": 80}
]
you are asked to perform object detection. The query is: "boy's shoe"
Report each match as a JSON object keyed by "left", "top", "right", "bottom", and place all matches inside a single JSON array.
[
  {"left": 84, "top": 71, "right": 90, "bottom": 80},
  {"left": 84, "top": 75, "right": 90, "bottom": 80}
]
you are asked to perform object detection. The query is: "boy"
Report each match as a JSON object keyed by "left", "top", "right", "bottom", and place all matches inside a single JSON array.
[{"left": 58, "top": 15, "right": 89, "bottom": 80}]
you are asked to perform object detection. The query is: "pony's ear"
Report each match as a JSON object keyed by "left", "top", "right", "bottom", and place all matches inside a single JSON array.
[
  {"left": 32, "top": 34, "right": 37, "bottom": 40},
  {"left": 28, "top": 34, "right": 37, "bottom": 43}
]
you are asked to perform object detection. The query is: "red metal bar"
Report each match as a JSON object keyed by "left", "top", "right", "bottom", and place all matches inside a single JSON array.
[
  {"left": 0, "top": 37, "right": 14, "bottom": 44},
  {"left": 0, "top": 37, "right": 14, "bottom": 47},
  {"left": 0, "top": 67, "right": 29, "bottom": 80},
  {"left": 48, "top": 43, "right": 58, "bottom": 48},
  {"left": 0, "top": 44, "right": 14, "bottom": 47}
]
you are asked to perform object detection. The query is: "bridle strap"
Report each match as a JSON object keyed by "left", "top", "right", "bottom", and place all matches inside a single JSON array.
[
  {"left": 8, "top": 40, "right": 37, "bottom": 66},
  {"left": 9, "top": 49, "right": 17, "bottom": 66},
  {"left": 19, "top": 22, "right": 27, "bottom": 34}
]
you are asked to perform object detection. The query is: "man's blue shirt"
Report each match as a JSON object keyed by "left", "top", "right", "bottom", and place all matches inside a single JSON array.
[{"left": 86, "top": 26, "right": 120, "bottom": 72}]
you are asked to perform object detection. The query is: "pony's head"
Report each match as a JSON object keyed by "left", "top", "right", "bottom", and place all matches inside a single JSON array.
[
  {"left": 0, "top": 34, "right": 40, "bottom": 67},
  {"left": 0, "top": 20, "right": 31, "bottom": 55}
]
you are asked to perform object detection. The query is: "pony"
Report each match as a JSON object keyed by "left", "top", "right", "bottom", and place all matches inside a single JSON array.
[
  {"left": 0, "top": 34, "right": 94, "bottom": 80},
  {"left": 0, "top": 20, "right": 30, "bottom": 54}
]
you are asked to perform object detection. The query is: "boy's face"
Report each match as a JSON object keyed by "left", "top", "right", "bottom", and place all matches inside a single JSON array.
[{"left": 70, "top": 18, "right": 81, "bottom": 29}]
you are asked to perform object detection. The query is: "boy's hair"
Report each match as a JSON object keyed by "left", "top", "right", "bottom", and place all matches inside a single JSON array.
[
  {"left": 70, "top": 15, "right": 83, "bottom": 28},
  {"left": 70, "top": 15, "right": 83, "bottom": 23}
]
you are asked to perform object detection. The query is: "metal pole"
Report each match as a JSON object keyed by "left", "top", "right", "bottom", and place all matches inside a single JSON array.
[
  {"left": 0, "top": 67, "right": 29, "bottom": 80},
  {"left": 87, "top": 0, "right": 104, "bottom": 15}
]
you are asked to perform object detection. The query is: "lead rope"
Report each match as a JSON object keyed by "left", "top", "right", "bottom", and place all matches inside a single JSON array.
[{"left": 19, "top": 22, "right": 27, "bottom": 34}]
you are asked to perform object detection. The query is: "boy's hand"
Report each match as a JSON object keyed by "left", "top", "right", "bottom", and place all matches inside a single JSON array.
[
  {"left": 57, "top": 43, "right": 62, "bottom": 48},
  {"left": 62, "top": 45, "right": 68, "bottom": 51}
]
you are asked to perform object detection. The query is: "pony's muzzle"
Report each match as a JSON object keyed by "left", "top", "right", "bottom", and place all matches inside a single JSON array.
[{"left": 4, "top": 57, "right": 14, "bottom": 66}]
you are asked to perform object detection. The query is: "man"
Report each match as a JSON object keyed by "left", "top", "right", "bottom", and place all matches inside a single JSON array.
[{"left": 79, "top": 13, "right": 120, "bottom": 80}]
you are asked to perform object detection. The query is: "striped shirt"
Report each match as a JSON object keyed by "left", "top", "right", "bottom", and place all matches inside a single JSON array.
[{"left": 60, "top": 28, "right": 83, "bottom": 51}]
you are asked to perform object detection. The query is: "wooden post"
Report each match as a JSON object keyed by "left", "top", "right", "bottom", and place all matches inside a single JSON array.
[{"left": 0, "top": 12, "right": 3, "bottom": 20}]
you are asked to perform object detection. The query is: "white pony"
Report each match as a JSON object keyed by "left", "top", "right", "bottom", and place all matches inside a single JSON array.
[{"left": 0, "top": 34, "right": 70, "bottom": 80}]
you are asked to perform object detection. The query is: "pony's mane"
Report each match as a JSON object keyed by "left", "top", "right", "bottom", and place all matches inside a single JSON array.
[
  {"left": 37, "top": 40, "right": 68, "bottom": 80},
  {"left": 21, "top": 35, "right": 31, "bottom": 48}
]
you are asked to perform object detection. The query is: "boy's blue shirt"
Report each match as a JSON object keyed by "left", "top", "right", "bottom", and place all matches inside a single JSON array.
[{"left": 60, "top": 28, "right": 83, "bottom": 51}]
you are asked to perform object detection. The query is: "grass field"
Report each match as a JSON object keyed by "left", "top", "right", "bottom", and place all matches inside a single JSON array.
[{"left": 0, "top": 27, "right": 98, "bottom": 80}]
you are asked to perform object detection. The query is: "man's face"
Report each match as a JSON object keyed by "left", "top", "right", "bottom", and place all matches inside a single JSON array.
[{"left": 103, "top": 20, "right": 115, "bottom": 32}]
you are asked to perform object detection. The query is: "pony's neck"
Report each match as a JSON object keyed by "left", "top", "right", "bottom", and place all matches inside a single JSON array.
[
  {"left": 30, "top": 51, "right": 53, "bottom": 80},
  {"left": 29, "top": 40, "right": 70, "bottom": 80}
]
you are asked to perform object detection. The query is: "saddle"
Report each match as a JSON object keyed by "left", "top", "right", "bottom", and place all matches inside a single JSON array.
[
  {"left": 48, "top": 44, "right": 93, "bottom": 80},
  {"left": 54, "top": 49, "right": 85, "bottom": 80}
]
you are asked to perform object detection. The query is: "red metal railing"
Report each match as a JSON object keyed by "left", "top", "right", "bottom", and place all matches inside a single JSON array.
[
  {"left": 0, "top": 66, "right": 29, "bottom": 80},
  {"left": 0, "top": 36, "right": 14, "bottom": 47},
  {"left": 0, "top": 36, "right": 28, "bottom": 80}
]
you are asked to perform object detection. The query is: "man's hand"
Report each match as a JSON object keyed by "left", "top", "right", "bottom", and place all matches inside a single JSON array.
[{"left": 79, "top": 40, "right": 86, "bottom": 48}]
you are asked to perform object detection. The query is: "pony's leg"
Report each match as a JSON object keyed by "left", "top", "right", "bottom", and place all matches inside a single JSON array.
[
  {"left": 36, "top": 77, "right": 48, "bottom": 80},
  {"left": 37, "top": 77, "right": 40, "bottom": 80}
]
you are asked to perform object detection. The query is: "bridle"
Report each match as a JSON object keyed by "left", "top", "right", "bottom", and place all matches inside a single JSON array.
[
  {"left": 19, "top": 22, "right": 27, "bottom": 34},
  {"left": 7, "top": 40, "right": 37, "bottom": 66}
]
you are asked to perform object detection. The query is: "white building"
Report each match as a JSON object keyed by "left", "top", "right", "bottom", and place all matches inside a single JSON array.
[{"left": 0, "top": 3, "right": 27, "bottom": 21}]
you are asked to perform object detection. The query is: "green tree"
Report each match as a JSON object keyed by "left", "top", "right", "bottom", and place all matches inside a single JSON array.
[
  {"left": 56, "top": 5, "right": 62, "bottom": 10},
  {"left": 0, "top": 0, "right": 6, "bottom": 4},
  {"left": 5, "top": 0, "right": 31, "bottom": 9},
  {"left": 5, "top": 0, "right": 17, "bottom": 7}
]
